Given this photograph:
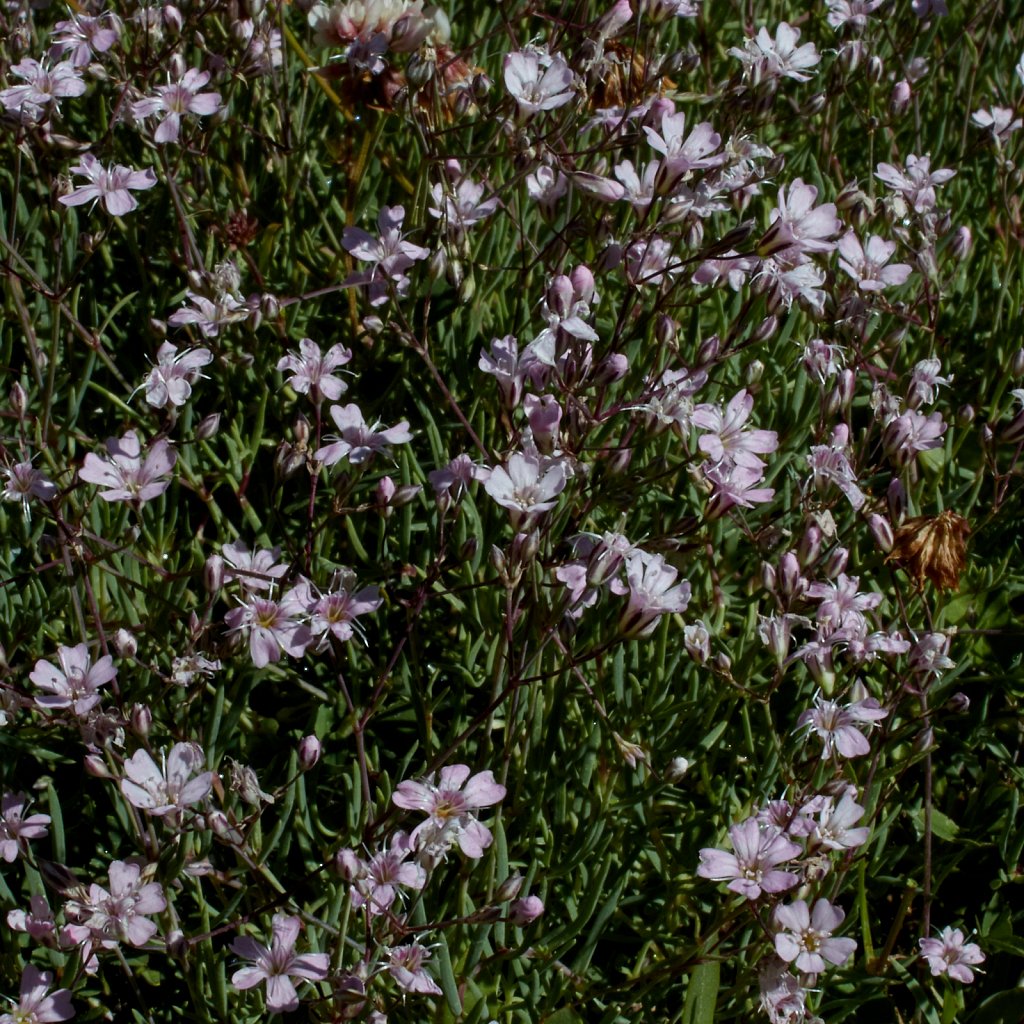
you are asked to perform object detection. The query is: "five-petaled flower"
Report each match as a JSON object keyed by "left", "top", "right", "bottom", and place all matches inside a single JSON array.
[
  {"left": 919, "top": 926, "right": 985, "bottom": 983},
  {"left": 0, "top": 792, "right": 51, "bottom": 862},
  {"left": 59, "top": 154, "right": 157, "bottom": 216},
  {"left": 79, "top": 431, "right": 176, "bottom": 503},
  {"left": 697, "top": 816, "right": 801, "bottom": 900},
  {"left": 120, "top": 743, "right": 214, "bottom": 817},
  {"left": 0, "top": 965, "right": 73, "bottom": 1024},
  {"left": 231, "top": 914, "right": 329, "bottom": 1013},
  {"left": 30, "top": 643, "right": 116, "bottom": 716},
  {"left": 773, "top": 898, "right": 857, "bottom": 975}
]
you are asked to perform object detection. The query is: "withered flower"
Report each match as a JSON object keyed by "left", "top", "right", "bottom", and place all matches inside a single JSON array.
[{"left": 887, "top": 509, "right": 970, "bottom": 591}]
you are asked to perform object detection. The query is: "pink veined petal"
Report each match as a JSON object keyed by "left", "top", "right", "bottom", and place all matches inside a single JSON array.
[
  {"left": 189, "top": 93, "right": 221, "bottom": 116},
  {"left": 437, "top": 764, "right": 473, "bottom": 790},
  {"left": 289, "top": 953, "right": 329, "bottom": 980},
  {"left": 180, "top": 773, "right": 214, "bottom": 806},
  {"left": 271, "top": 914, "right": 301, "bottom": 953},
  {"left": 462, "top": 770, "right": 506, "bottom": 808},
  {"left": 86, "top": 654, "right": 117, "bottom": 687},
  {"left": 104, "top": 189, "right": 137, "bottom": 216},
  {"left": 120, "top": 780, "right": 160, "bottom": 809},
  {"left": 392, "top": 780, "right": 432, "bottom": 811},
  {"left": 775, "top": 933, "right": 801, "bottom": 962},
  {"left": 231, "top": 936, "right": 268, "bottom": 962},
  {"left": 264, "top": 974, "right": 300, "bottom": 1012},
  {"left": 154, "top": 113, "right": 181, "bottom": 144},
  {"left": 59, "top": 186, "right": 102, "bottom": 207},
  {"left": 457, "top": 818, "right": 493, "bottom": 858},
  {"left": 230, "top": 965, "right": 267, "bottom": 990}
]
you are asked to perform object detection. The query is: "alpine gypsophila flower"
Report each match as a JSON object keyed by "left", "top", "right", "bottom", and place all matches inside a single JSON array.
[
  {"left": 231, "top": 914, "right": 329, "bottom": 1012},
  {"left": 79, "top": 431, "right": 176, "bottom": 503},
  {"left": 919, "top": 927, "right": 985, "bottom": 983},
  {"left": 59, "top": 154, "right": 157, "bottom": 216}
]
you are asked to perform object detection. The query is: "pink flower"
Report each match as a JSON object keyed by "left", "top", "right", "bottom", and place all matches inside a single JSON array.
[
  {"left": 429, "top": 176, "right": 500, "bottom": 237},
  {"left": 919, "top": 927, "right": 985, "bottom": 983},
  {"left": 875, "top": 155, "right": 955, "bottom": 214},
  {"left": 132, "top": 68, "right": 222, "bottom": 144},
  {"left": 59, "top": 154, "right": 157, "bottom": 216},
  {"left": 0, "top": 58, "right": 85, "bottom": 122},
  {"left": 66, "top": 860, "right": 167, "bottom": 948},
  {"left": 730, "top": 23, "right": 821, "bottom": 84},
  {"left": 316, "top": 404, "right": 412, "bottom": 466},
  {"left": 120, "top": 743, "right": 214, "bottom": 817},
  {"left": 337, "top": 831, "right": 426, "bottom": 915},
  {"left": 837, "top": 232, "right": 913, "bottom": 291},
  {"left": 697, "top": 817, "right": 801, "bottom": 900},
  {"left": 342, "top": 205, "right": 428, "bottom": 306},
  {"left": 221, "top": 541, "right": 289, "bottom": 593},
  {"left": 231, "top": 914, "right": 329, "bottom": 1013},
  {"left": 759, "top": 957, "right": 808, "bottom": 1024},
  {"left": 479, "top": 335, "right": 526, "bottom": 408},
  {"left": 811, "top": 791, "right": 870, "bottom": 851},
  {"left": 393, "top": 764, "right": 506, "bottom": 862},
  {"left": 503, "top": 50, "right": 575, "bottom": 117},
  {"left": 387, "top": 942, "right": 443, "bottom": 995},
  {"left": 49, "top": 12, "right": 120, "bottom": 66},
  {"left": 30, "top": 643, "right": 116, "bottom": 716},
  {"left": 484, "top": 451, "right": 567, "bottom": 523},
  {"left": 79, "top": 431, "right": 176, "bottom": 503},
  {"left": 277, "top": 338, "right": 352, "bottom": 405},
  {"left": 2, "top": 462, "right": 57, "bottom": 508},
  {"left": 693, "top": 389, "right": 779, "bottom": 470},
  {"left": 759, "top": 179, "right": 841, "bottom": 259},
  {"left": 0, "top": 965, "right": 73, "bottom": 1024},
  {"left": 615, "top": 551, "right": 691, "bottom": 637},
  {"left": 704, "top": 462, "right": 775, "bottom": 517},
  {"left": 774, "top": 898, "right": 856, "bottom": 975},
  {"left": 224, "top": 587, "right": 312, "bottom": 668},
  {"left": 142, "top": 342, "right": 213, "bottom": 409},
  {"left": 0, "top": 793, "right": 51, "bottom": 862},
  {"left": 303, "top": 571, "right": 382, "bottom": 647},
  {"left": 643, "top": 111, "right": 725, "bottom": 178},
  {"left": 798, "top": 695, "right": 887, "bottom": 758}
]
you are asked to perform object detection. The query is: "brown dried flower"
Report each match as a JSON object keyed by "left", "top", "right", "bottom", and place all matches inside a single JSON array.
[{"left": 887, "top": 509, "right": 970, "bottom": 591}]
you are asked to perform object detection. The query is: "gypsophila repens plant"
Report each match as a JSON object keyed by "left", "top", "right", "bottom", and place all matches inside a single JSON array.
[{"left": 1, "top": 0, "right": 1023, "bottom": 1021}]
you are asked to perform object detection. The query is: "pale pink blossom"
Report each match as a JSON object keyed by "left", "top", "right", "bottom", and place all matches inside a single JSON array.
[
  {"left": 221, "top": 541, "right": 289, "bottom": 593},
  {"left": 614, "top": 551, "right": 691, "bottom": 637},
  {"left": 704, "top": 462, "right": 775, "bottom": 516},
  {"left": 142, "top": 342, "right": 213, "bottom": 409},
  {"left": 342, "top": 205, "right": 429, "bottom": 306},
  {"left": 66, "top": 860, "right": 167, "bottom": 948},
  {"left": 0, "top": 793, "right": 51, "bottom": 862},
  {"left": 697, "top": 817, "right": 801, "bottom": 899},
  {"left": 388, "top": 942, "right": 442, "bottom": 995},
  {"left": 30, "top": 643, "right": 116, "bottom": 716},
  {"left": 231, "top": 914, "right": 329, "bottom": 1012},
  {"left": 132, "top": 68, "right": 222, "bottom": 144},
  {"left": 479, "top": 335, "right": 526, "bottom": 408},
  {"left": 812, "top": 791, "right": 870, "bottom": 850},
  {"left": 277, "top": 338, "right": 352, "bottom": 404},
  {"left": 302, "top": 571, "right": 382, "bottom": 646},
  {"left": 0, "top": 965, "right": 73, "bottom": 1024},
  {"left": 120, "top": 742, "right": 214, "bottom": 817},
  {"left": 224, "top": 587, "right": 312, "bottom": 668},
  {"left": 971, "top": 106, "right": 1022, "bottom": 141},
  {"left": 759, "top": 957, "right": 808, "bottom": 1024},
  {"left": 50, "top": 11, "right": 120, "bottom": 66},
  {"left": 503, "top": 50, "right": 575, "bottom": 117},
  {"left": 315, "top": 404, "right": 412, "bottom": 466},
  {"left": 168, "top": 290, "right": 257, "bottom": 337},
  {"left": 643, "top": 111, "right": 725, "bottom": 179},
  {"left": 7, "top": 895, "right": 59, "bottom": 944},
  {"left": 798, "top": 695, "right": 887, "bottom": 758},
  {"left": 393, "top": 764, "right": 506, "bottom": 862},
  {"left": 729, "top": 23, "right": 821, "bottom": 84},
  {"left": 774, "top": 898, "right": 856, "bottom": 975},
  {"left": 919, "top": 927, "right": 985, "bottom": 983},
  {"left": 0, "top": 58, "right": 85, "bottom": 122},
  {"left": 907, "top": 357, "right": 951, "bottom": 408},
  {"left": 875, "top": 155, "right": 955, "bottom": 214},
  {"left": 837, "top": 232, "right": 913, "bottom": 291},
  {"left": 336, "top": 831, "right": 426, "bottom": 915},
  {"left": 2, "top": 462, "right": 57, "bottom": 508},
  {"left": 59, "top": 154, "right": 157, "bottom": 216},
  {"left": 760, "top": 179, "right": 840, "bottom": 259},
  {"left": 484, "top": 451, "right": 567, "bottom": 523},
  {"left": 428, "top": 176, "right": 500, "bottom": 237},
  {"left": 79, "top": 431, "right": 176, "bottom": 503},
  {"left": 693, "top": 389, "right": 779, "bottom": 470}
]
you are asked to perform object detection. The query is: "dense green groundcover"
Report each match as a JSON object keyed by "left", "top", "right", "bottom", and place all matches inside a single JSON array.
[{"left": 2, "top": 0, "right": 1024, "bottom": 1021}]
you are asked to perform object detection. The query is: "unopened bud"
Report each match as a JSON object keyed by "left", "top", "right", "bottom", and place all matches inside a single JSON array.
[
  {"left": 298, "top": 735, "right": 321, "bottom": 770},
  {"left": 655, "top": 314, "right": 677, "bottom": 348},
  {"left": 867, "top": 55, "right": 884, "bottom": 82},
  {"left": 113, "top": 628, "right": 137, "bottom": 659},
  {"left": 798, "top": 524, "right": 822, "bottom": 567},
  {"left": 1013, "top": 348, "right": 1024, "bottom": 379},
  {"left": 822, "top": 546, "right": 849, "bottom": 578},
  {"left": 459, "top": 536, "right": 478, "bottom": 564},
  {"left": 867, "top": 513, "right": 894, "bottom": 552},
  {"left": 594, "top": 352, "right": 629, "bottom": 385},
  {"left": 510, "top": 530, "right": 540, "bottom": 565},
  {"left": 596, "top": 242, "right": 623, "bottom": 273},
  {"left": 509, "top": 895, "right": 545, "bottom": 925},
  {"left": 489, "top": 545, "right": 506, "bottom": 575},
  {"left": 259, "top": 293, "right": 279, "bottom": 321},
  {"left": 803, "top": 92, "right": 827, "bottom": 116},
  {"left": 957, "top": 404, "right": 975, "bottom": 425},
  {"left": 778, "top": 551, "right": 802, "bottom": 598},
  {"left": 712, "top": 652, "right": 732, "bottom": 674},
  {"left": 745, "top": 359, "right": 764, "bottom": 385},
  {"left": 131, "top": 703, "right": 152, "bottom": 737},
  {"left": 760, "top": 561, "right": 777, "bottom": 592},
  {"left": 196, "top": 412, "right": 221, "bottom": 440},
  {"left": 947, "top": 692, "right": 970, "bottom": 714},
  {"left": 376, "top": 476, "right": 397, "bottom": 508},
  {"left": 495, "top": 874, "right": 524, "bottom": 902},
  {"left": 752, "top": 316, "right": 778, "bottom": 343},
  {"left": 84, "top": 753, "right": 111, "bottom": 778},
  {"left": 406, "top": 53, "right": 434, "bottom": 88},
  {"left": 162, "top": 4, "right": 183, "bottom": 32},
  {"left": 208, "top": 810, "right": 244, "bottom": 846},
  {"left": 887, "top": 477, "right": 907, "bottom": 524},
  {"left": 683, "top": 622, "right": 710, "bottom": 664},
  {"left": 890, "top": 80, "right": 911, "bottom": 116},
  {"left": 665, "top": 756, "right": 691, "bottom": 782},
  {"left": 9, "top": 382, "right": 27, "bottom": 418},
  {"left": 696, "top": 334, "right": 721, "bottom": 368},
  {"left": 471, "top": 72, "right": 491, "bottom": 99},
  {"left": 950, "top": 225, "right": 972, "bottom": 262},
  {"left": 204, "top": 554, "right": 224, "bottom": 594}
]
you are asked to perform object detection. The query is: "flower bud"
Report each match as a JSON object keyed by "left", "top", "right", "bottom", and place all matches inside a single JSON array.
[
  {"left": 495, "top": 873, "right": 524, "bottom": 902},
  {"left": 509, "top": 897, "right": 544, "bottom": 929},
  {"left": 524, "top": 394, "right": 562, "bottom": 454},
  {"left": 778, "top": 551, "right": 802, "bottom": 598},
  {"left": 887, "top": 477, "right": 907, "bottom": 524},
  {"left": 822, "top": 546, "right": 849, "bottom": 578},
  {"left": 594, "top": 352, "right": 629, "bottom": 385},
  {"left": 208, "top": 810, "right": 244, "bottom": 846},
  {"left": 696, "top": 334, "right": 721, "bottom": 368},
  {"left": 489, "top": 544, "right": 506, "bottom": 575},
  {"left": 1013, "top": 349, "right": 1024, "bottom": 379},
  {"left": 131, "top": 703, "right": 152, "bottom": 737},
  {"left": 406, "top": 53, "right": 434, "bottom": 88},
  {"left": 797, "top": 524, "right": 822, "bottom": 567},
  {"left": 196, "top": 412, "right": 221, "bottom": 440},
  {"left": 9, "top": 382, "right": 27, "bottom": 418},
  {"left": 471, "top": 72, "right": 491, "bottom": 99},
  {"left": 947, "top": 692, "right": 970, "bottom": 714},
  {"left": 459, "top": 536, "right": 478, "bottom": 564},
  {"left": 950, "top": 225, "right": 972, "bottom": 262},
  {"left": 113, "top": 628, "right": 137, "bottom": 659},
  {"left": 752, "top": 316, "right": 778, "bottom": 342},
  {"left": 162, "top": 4, "right": 183, "bottom": 32},
  {"left": 683, "top": 622, "right": 710, "bottom": 664},
  {"left": 890, "top": 80, "right": 911, "bottom": 116},
  {"left": 298, "top": 735, "right": 321, "bottom": 770},
  {"left": 760, "top": 561, "right": 777, "bottom": 592},
  {"left": 867, "top": 55, "right": 884, "bottom": 82},
  {"left": 376, "top": 476, "right": 396, "bottom": 508},
  {"left": 867, "top": 513, "right": 894, "bottom": 552},
  {"left": 957, "top": 404, "right": 975, "bottom": 426},
  {"left": 204, "top": 554, "right": 224, "bottom": 594},
  {"left": 596, "top": 242, "right": 623, "bottom": 273},
  {"left": 745, "top": 359, "right": 764, "bottom": 386},
  {"left": 665, "top": 756, "right": 691, "bottom": 782},
  {"left": 655, "top": 314, "right": 677, "bottom": 348},
  {"left": 84, "top": 753, "right": 111, "bottom": 779},
  {"left": 509, "top": 895, "right": 544, "bottom": 925},
  {"left": 712, "top": 652, "right": 732, "bottom": 675}
]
